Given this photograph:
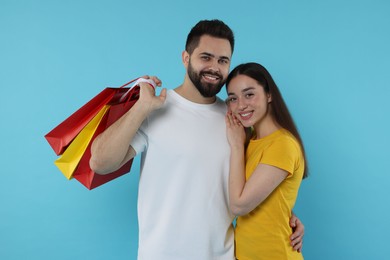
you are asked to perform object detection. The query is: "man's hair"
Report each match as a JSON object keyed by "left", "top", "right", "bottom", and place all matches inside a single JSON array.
[{"left": 185, "top": 19, "right": 235, "bottom": 55}]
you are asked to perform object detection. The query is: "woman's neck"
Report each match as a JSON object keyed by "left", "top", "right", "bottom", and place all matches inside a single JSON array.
[{"left": 253, "top": 117, "right": 280, "bottom": 139}]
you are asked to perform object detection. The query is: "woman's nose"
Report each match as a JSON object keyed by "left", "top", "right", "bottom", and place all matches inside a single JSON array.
[{"left": 238, "top": 98, "right": 247, "bottom": 110}]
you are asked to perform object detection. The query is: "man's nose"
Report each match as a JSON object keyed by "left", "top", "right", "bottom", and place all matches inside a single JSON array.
[{"left": 208, "top": 59, "right": 220, "bottom": 72}]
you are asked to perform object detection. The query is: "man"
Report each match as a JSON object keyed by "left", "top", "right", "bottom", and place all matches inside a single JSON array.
[{"left": 90, "top": 19, "right": 304, "bottom": 260}]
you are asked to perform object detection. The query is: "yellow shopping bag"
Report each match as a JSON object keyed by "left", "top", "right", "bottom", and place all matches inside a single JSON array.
[{"left": 54, "top": 105, "right": 110, "bottom": 179}]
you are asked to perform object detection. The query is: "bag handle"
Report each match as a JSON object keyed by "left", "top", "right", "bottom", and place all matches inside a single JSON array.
[
  {"left": 119, "top": 78, "right": 157, "bottom": 103},
  {"left": 118, "top": 77, "right": 139, "bottom": 88}
]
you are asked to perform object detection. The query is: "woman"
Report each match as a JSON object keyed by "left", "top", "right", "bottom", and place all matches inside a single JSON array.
[{"left": 225, "top": 62, "right": 308, "bottom": 259}]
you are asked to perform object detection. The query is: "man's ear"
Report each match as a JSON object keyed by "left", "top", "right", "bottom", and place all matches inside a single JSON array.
[{"left": 182, "top": 51, "right": 190, "bottom": 66}]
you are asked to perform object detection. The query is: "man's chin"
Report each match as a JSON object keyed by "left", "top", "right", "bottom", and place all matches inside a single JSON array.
[{"left": 202, "top": 89, "right": 222, "bottom": 98}]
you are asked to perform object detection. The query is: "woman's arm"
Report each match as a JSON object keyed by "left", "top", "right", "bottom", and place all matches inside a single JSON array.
[
  {"left": 226, "top": 112, "right": 288, "bottom": 216},
  {"left": 230, "top": 163, "right": 288, "bottom": 216},
  {"left": 226, "top": 113, "right": 304, "bottom": 251}
]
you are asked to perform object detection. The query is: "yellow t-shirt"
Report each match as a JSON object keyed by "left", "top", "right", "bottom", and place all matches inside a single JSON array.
[{"left": 235, "top": 129, "right": 304, "bottom": 260}]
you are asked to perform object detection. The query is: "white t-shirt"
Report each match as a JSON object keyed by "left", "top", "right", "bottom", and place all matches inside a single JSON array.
[{"left": 131, "top": 90, "right": 235, "bottom": 260}]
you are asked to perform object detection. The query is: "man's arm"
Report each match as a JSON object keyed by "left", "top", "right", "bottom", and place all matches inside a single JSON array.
[
  {"left": 90, "top": 78, "right": 166, "bottom": 174},
  {"left": 290, "top": 213, "right": 305, "bottom": 252}
]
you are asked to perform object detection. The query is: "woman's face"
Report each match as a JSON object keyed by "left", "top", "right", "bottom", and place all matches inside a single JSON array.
[{"left": 226, "top": 74, "right": 272, "bottom": 128}]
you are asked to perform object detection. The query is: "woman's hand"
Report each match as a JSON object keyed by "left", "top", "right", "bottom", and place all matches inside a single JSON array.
[{"left": 225, "top": 112, "right": 246, "bottom": 149}]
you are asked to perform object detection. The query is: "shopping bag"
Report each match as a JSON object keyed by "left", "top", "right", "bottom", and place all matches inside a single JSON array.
[
  {"left": 72, "top": 82, "right": 147, "bottom": 189},
  {"left": 53, "top": 105, "right": 110, "bottom": 179},
  {"left": 45, "top": 78, "right": 139, "bottom": 156},
  {"left": 71, "top": 105, "right": 134, "bottom": 189},
  {"left": 47, "top": 77, "right": 156, "bottom": 189}
]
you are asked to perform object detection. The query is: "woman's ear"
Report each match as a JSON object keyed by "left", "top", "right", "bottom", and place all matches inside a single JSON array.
[{"left": 267, "top": 93, "right": 272, "bottom": 103}]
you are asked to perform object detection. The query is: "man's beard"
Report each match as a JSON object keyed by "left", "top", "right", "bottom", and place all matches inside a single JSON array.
[{"left": 188, "top": 61, "right": 226, "bottom": 98}]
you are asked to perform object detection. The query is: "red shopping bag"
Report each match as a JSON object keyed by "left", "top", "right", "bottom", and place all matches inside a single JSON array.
[
  {"left": 45, "top": 78, "right": 140, "bottom": 155},
  {"left": 72, "top": 91, "right": 140, "bottom": 190},
  {"left": 46, "top": 77, "right": 156, "bottom": 189}
]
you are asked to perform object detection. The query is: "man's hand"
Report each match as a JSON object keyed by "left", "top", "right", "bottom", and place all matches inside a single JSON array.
[
  {"left": 290, "top": 214, "right": 304, "bottom": 253},
  {"left": 138, "top": 75, "right": 166, "bottom": 114}
]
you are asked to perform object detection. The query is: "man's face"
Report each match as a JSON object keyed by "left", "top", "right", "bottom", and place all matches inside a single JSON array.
[{"left": 186, "top": 35, "right": 232, "bottom": 97}]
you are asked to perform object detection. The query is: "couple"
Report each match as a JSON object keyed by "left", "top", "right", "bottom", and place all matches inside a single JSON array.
[{"left": 90, "top": 19, "right": 307, "bottom": 260}]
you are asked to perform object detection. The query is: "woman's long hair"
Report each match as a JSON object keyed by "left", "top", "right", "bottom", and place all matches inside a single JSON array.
[{"left": 226, "top": 62, "right": 308, "bottom": 178}]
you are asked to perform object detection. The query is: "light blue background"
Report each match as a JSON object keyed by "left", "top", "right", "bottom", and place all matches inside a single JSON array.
[{"left": 1, "top": 0, "right": 389, "bottom": 259}]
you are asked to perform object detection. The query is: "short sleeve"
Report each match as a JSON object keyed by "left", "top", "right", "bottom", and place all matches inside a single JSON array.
[
  {"left": 130, "top": 130, "right": 147, "bottom": 155},
  {"left": 260, "top": 136, "right": 301, "bottom": 177}
]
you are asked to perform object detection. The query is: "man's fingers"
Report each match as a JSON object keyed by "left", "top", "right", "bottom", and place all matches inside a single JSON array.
[
  {"left": 290, "top": 225, "right": 303, "bottom": 239},
  {"left": 289, "top": 214, "right": 298, "bottom": 228},
  {"left": 158, "top": 88, "right": 167, "bottom": 101},
  {"left": 139, "top": 75, "right": 162, "bottom": 87},
  {"left": 292, "top": 239, "right": 303, "bottom": 252},
  {"left": 149, "top": 76, "right": 162, "bottom": 86},
  {"left": 290, "top": 229, "right": 303, "bottom": 252}
]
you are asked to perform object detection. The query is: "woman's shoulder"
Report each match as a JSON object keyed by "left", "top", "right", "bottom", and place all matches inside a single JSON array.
[{"left": 270, "top": 129, "right": 301, "bottom": 151}]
